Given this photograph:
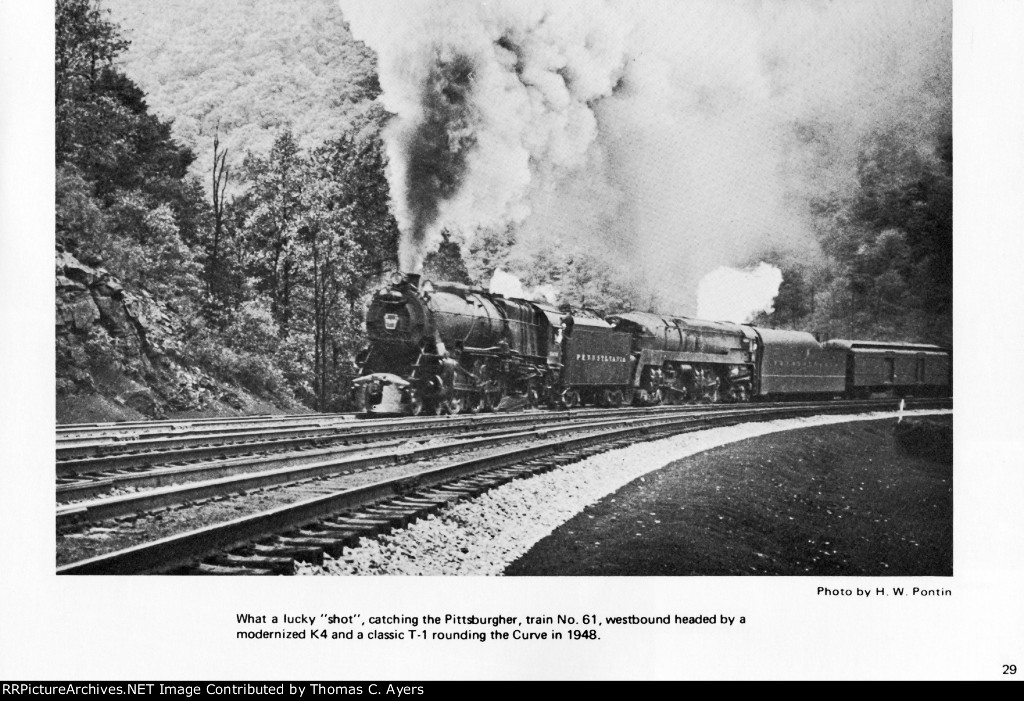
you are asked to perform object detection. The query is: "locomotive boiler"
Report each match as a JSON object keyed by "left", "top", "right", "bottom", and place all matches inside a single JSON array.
[{"left": 354, "top": 274, "right": 556, "bottom": 414}]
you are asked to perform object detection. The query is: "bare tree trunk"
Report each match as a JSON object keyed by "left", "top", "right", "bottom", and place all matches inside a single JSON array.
[
  {"left": 312, "top": 236, "right": 324, "bottom": 410},
  {"left": 209, "top": 126, "right": 230, "bottom": 302}
]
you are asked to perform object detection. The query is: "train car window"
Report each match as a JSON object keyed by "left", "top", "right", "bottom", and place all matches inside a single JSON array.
[
  {"left": 886, "top": 358, "right": 896, "bottom": 383},
  {"left": 916, "top": 358, "right": 925, "bottom": 382}
]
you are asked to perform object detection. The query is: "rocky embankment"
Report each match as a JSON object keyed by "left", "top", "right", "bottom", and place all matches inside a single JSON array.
[{"left": 55, "top": 249, "right": 295, "bottom": 423}]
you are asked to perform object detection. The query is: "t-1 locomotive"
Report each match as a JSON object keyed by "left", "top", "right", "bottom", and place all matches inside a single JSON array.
[{"left": 352, "top": 274, "right": 951, "bottom": 414}]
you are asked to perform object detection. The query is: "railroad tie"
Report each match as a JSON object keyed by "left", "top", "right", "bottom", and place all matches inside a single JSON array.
[
  {"left": 363, "top": 506, "right": 420, "bottom": 527},
  {"left": 449, "top": 483, "right": 489, "bottom": 497},
  {"left": 484, "top": 469, "right": 519, "bottom": 482},
  {"left": 315, "top": 518, "right": 375, "bottom": 532},
  {"left": 407, "top": 491, "right": 464, "bottom": 508},
  {"left": 388, "top": 497, "right": 445, "bottom": 515},
  {"left": 192, "top": 562, "right": 275, "bottom": 576},
  {"left": 510, "top": 464, "right": 548, "bottom": 477},
  {"left": 312, "top": 521, "right": 378, "bottom": 547},
  {"left": 334, "top": 515, "right": 394, "bottom": 531},
  {"left": 275, "top": 535, "right": 349, "bottom": 558},
  {"left": 330, "top": 518, "right": 394, "bottom": 542},
  {"left": 434, "top": 484, "right": 480, "bottom": 497},
  {"left": 211, "top": 553, "right": 295, "bottom": 575},
  {"left": 305, "top": 528, "right": 377, "bottom": 550},
  {"left": 253, "top": 542, "right": 323, "bottom": 565}
]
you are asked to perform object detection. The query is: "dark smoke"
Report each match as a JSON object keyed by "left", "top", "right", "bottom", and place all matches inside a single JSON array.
[{"left": 403, "top": 52, "right": 478, "bottom": 272}]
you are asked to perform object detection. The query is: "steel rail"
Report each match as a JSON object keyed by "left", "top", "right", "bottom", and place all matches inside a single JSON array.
[
  {"left": 57, "top": 398, "right": 950, "bottom": 575},
  {"left": 54, "top": 402, "right": 765, "bottom": 466},
  {"left": 56, "top": 398, "right": 906, "bottom": 463},
  {"left": 56, "top": 405, "right": 768, "bottom": 526},
  {"left": 57, "top": 405, "right": 728, "bottom": 500},
  {"left": 57, "top": 412, "right": 354, "bottom": 432}
]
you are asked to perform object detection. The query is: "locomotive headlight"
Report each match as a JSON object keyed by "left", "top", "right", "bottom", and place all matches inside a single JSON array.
[{"left": 384, "top": 313, "right": 399, "bottom": 330}]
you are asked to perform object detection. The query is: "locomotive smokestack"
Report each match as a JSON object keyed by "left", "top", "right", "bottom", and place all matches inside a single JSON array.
[{"left": 402, "top": 273, "right": 421, "bottom": 289}]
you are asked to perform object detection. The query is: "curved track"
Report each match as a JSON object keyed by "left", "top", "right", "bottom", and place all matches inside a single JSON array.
[{"left": 56, "top": 397, "right": 951, "bottom": 575}]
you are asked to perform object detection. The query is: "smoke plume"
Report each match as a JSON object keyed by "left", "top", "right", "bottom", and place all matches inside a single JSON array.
[
  {"left": 340, "top": 0, "right": 950, "bottom": 311},
  {"left": 402, "top": 52, "right": 478, "bottom": 274}
]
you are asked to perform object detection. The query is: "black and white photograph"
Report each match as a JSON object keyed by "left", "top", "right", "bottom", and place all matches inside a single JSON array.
[{"left": 2, "top": 0, "right": 1023, "bottom": 682}]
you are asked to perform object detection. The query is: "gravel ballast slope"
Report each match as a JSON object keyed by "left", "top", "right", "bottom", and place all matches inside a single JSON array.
[{"left": 302, "top": 410, "right": 952, "bottom": 576}]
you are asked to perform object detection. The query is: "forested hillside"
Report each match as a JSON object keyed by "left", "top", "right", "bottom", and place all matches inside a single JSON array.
[
  {"left": 56, "top": 0, "right": 400, "bottom": 420},
  {"left": 749, "top": 128, "right": 952, "bottom": 345},
  {"left": 104, "top": 0, "right": 379, "bottom": 186},
  {"left": 55, "top": 0, "right": 952, "bottom": 421}
]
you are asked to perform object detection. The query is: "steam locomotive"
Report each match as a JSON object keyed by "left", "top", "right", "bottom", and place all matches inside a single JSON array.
[{"left": 351, "top": 274, "right": 951, "bottom": 414}]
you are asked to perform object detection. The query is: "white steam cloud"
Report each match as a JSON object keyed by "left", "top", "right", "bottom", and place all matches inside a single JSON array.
[
  {"left": 489, "top": 268, "right": 559, "bottom": 305},
  {"left": 696, "top": 263, "right": 783, "bottom": 324},
  {"left": 340, "top": 0, "right": 950, "bottom": 313}
]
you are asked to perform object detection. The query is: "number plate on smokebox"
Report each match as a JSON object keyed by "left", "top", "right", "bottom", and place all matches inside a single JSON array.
[{"left": 384, "top": 314, "right": 399, "bottom": 330}]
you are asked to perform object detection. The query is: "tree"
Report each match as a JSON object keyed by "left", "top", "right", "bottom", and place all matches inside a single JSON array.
[
  {"left": 799, "top": 125, "right": 952, "bottom": 346},
  {"left": 231, "top": 114, "right": 400, "bottom": 409},
  {"left": 57, "top": 1, "right": 196, "bottom": 202},
  {"left": 296, "top": 155, "right": 354, "bottom": 411},
  {"left": 101, "top": 194, "right": 202, "bottom": 303},
  {"left": 847, "top": 127, "right": 953, "bottom": 344},
  {"left": 295, "top": 123, "right": 398, "bottom": 410},
  {"left": 55, "top": 0, "right": 208, "bottom": 303},
  {"left": 55, "top": 0, "right": 129, "bottom": 166},
  {"left": 240, "top": 130, "right": 306, "bottom": 336},
  {"left": 327, "top": 105, "right": 401, "bottom": 296},
  {"left": 751, "top": 263, "right": 814, "bottom": 330},
  {"left": 423, "top": 233, "right": 471, "bottom": 284},
  {"left": 207, "top": 125, "right": 231, "bottom": 300}
]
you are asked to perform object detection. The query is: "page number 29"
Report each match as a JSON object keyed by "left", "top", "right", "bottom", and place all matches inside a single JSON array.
[{"left": 1003, "top": 664, "right": 1017, "bottom": 675}]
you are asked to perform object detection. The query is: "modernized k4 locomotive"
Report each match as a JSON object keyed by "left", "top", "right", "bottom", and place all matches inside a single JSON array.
[{"left": 351, "top": 274, "right": 950, "bottom": 415}]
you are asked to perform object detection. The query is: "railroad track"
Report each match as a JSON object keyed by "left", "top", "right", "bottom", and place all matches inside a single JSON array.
[
  {"left": 56, "top": 397, "right": 950, "bottom": 575},
  {"left": 54, "top": 403, "right": 786, "bottom": 487},
  {"left": 56, "top": 400, "right": 870, "bottom": 464},
  {"left": 63, "top": 402, "right": 829, "bottom": 522},
  {"left": 56, "top": 412, "right": 611, "bottom": 497},
  {"left": 57, "top": 409, "right": 714, "bottom": 522},
  {"left": 56, "top": 412, "right": 358, "bottom": 440},
  {"left": 57, "top": 404, "right": 720, "bottom": 454},
  {"left": 54, "top": 400, "right": 884, "bottom": 500}
]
